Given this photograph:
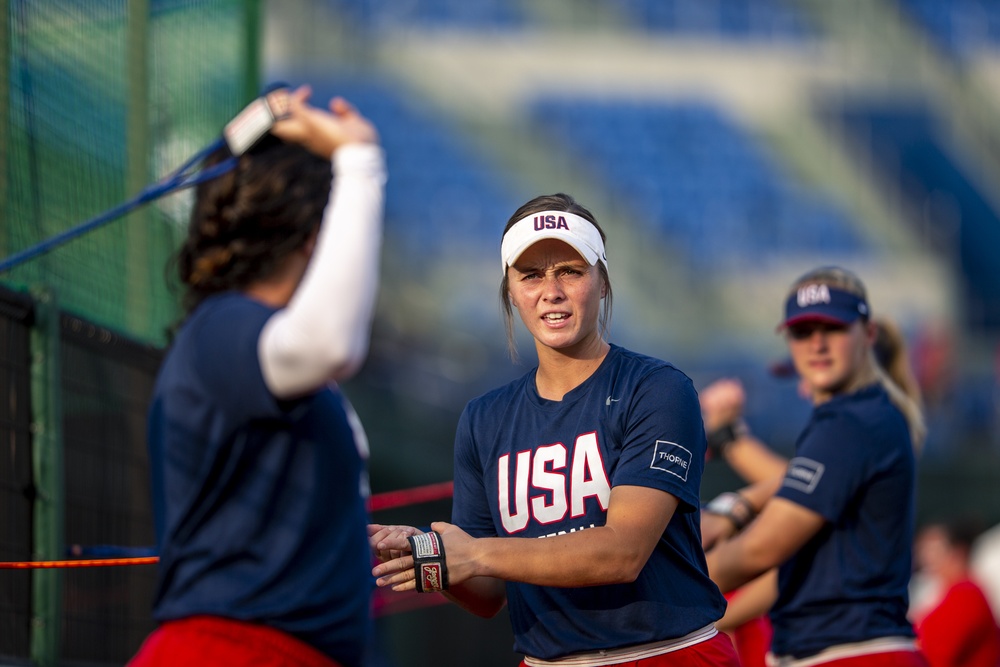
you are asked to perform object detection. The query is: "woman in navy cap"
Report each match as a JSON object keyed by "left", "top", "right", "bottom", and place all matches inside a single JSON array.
[{"left": 703, "top": 266, "right": 928, "bottom": 667}]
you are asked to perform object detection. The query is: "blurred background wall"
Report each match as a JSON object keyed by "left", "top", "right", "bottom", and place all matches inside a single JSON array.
[
  {"left": 260, "top": 2, "right": 1000, "bottom": 662},
  {"left": 260, "top": 0, "right": 1000, "bottom": 515}
]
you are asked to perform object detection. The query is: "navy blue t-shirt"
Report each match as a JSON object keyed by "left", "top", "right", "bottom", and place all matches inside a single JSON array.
[
  {"left": 147, "top": 293, "right": 372, "bottom": 666},
  {"left": 452, "top": 344, "right": 726, "bottom": 660},
  {"left": 771, "top": 383, "right": 917, "bottom": 658}
]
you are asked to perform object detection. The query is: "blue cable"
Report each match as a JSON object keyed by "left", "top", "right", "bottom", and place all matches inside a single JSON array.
[
  {"left": 1, "top": 81, "right": 292, "bottom": 275},
  {"left": 0, "top": 138, "right": 234, "bottom": 274}
]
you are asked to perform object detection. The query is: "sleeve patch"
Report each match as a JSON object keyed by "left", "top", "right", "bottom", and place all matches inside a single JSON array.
[
  {"left": 783, "top": 457, "right": 825, "bottom": 494},
  {"left": 650, "top": 440, "right": 692, "bottom": 482}
]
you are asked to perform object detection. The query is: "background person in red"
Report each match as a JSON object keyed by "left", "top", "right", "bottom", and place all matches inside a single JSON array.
[{"left": 911, "top": 517, "right": 1000, "bottom": 667}]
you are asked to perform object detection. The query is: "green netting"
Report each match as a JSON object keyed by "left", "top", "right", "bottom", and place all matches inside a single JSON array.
[{"left": 2, "top": 0, "right": 257, "bottom": 345}]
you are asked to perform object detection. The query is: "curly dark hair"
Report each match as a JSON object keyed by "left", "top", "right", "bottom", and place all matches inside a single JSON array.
[{"left": 174, "top": 136, "right": 332, "bottom": 314}]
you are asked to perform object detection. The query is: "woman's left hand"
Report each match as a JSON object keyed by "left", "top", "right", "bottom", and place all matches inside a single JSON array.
[
  {"left": 270, "top": 85, "right": 380, "bottom": 158},
  {"left": 701, "top": 511, "right": 739, "bottom": 551}
]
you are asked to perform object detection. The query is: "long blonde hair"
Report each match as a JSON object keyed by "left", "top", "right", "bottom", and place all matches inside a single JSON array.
[{"left": 788, "top": 267, "right": 926, "bottom": 454}]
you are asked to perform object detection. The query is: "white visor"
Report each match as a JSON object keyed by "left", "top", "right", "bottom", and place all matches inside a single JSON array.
[{"left": 500, "top": 211, "right": 608, "bottom": 275}]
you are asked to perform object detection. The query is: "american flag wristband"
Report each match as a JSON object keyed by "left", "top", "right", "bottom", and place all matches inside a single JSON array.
[{"left": 408, "top": 531, "right": 449, "bottom": 593}]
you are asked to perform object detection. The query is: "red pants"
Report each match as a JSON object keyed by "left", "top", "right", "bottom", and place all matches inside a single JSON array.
[
  {"left": 520, "top": 633, "right": 741, "bottom": 667},
  {"left": 801, "top": 651, "right": 929, "bottom": 667},
  {"left": 731, "top": 616, "right": 773, "bottom": 667},
  {"left": 128, "top": 615, "right": 342, "bottom": 667}
]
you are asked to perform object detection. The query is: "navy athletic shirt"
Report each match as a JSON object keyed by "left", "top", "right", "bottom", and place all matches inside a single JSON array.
[
  {"left": 452, "top": 344, "right": 726, "bottom": 660},
  {"left": 770, "top": 383, "right": 917, "bottom": 658},
  {"left": 147, "top": 292, "right": 372, "bottom": 667}
]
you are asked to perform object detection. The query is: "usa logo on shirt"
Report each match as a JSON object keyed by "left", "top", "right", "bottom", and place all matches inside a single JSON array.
[{"left": 650, "top": 441, "right": 692, "bottom": 482}]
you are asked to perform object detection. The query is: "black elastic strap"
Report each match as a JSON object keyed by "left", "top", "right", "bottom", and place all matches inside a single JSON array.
[{"left": 408, "top": 531, "right": 448, "bottom": 593}]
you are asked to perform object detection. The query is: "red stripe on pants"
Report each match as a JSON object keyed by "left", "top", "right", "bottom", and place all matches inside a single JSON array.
[
  {"left": 800, "top": 650, "right": 930, "bottom": 667},
  {"left": 127, "top": 615, "right": 343, "bottom": 667}
]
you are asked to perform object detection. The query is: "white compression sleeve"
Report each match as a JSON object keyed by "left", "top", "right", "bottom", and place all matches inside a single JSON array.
[{"left": 258, "top": 143, "right": 386, "bottom": 398}]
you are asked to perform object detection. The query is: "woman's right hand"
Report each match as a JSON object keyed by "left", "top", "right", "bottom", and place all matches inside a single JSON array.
[
  {"left": 367, "top": 523, "right": 421, "bottom": 564},
  {"left": 270, "top": 85, "right": 380, "bottom": 158},
  {"left": 699, "top": 378, "right": 746, "bottom": 433}
]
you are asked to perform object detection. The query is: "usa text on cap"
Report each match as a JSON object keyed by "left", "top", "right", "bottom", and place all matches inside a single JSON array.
[
  {"left": 779, "top": 284, "right": 869, "bottom": 330},
  {"left": 500, "top": 211, "right": 608, "bottom": 275}
]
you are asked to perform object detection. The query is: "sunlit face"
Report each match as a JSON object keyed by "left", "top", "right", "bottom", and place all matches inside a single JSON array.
[
  {"left": 785, "top": 319, "right": 874, "bottom": 403},
  {"left": 507, "top": 239, "right": 606, "bottom": 356}
]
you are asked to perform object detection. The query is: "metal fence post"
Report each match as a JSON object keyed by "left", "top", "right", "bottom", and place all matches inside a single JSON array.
[
  {"left": 126, "top": 0, "right": 151, "bottom": 337},
  {"left": 29, "top": 286, "right": 63, "bottom": 666},
  {"left": 245, "top": 0, "right": 262, "bottom": 100}
]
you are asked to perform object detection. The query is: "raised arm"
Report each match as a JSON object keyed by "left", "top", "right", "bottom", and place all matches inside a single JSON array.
[
  {"left": 258, "top": 88, "right": 387, "bottom": 397},
  {"left": 701, "top": 378, "right": 788, "bottom": 483}
]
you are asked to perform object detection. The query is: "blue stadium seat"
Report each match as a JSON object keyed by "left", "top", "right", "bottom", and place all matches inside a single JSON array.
[
  {"left": 531, "top": 97, "right": 867, "bottom": 268},
  {"left": 838, "top": 103, "right": 1000, "bottom": 329},
  {"left": 302, "top": 76, "right": 521, "bottom": 261},
  {"left": 326, "top": 0, "right": 527, "bottom": 32},
  {"left": 616, "top": 0, "right": 816, "bottom": 41},
  {"left": 897, "top": 0, "right": 1000, "bottom": 57}
]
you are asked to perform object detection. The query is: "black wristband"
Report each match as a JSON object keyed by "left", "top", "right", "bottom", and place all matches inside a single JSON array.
[
  {"left": 703, "top": 492, "right": 757, "bottom": 531},
  {"left": 706, "top": 420, "right": 748, "bottom": 458},
  {"left": 408, "top": 531, "right": 449, "bottom": 593}
]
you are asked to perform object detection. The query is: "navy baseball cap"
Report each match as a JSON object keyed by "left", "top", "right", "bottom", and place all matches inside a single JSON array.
[{"left": 779, "top": 284, "right": 869, "bottom": 330}]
